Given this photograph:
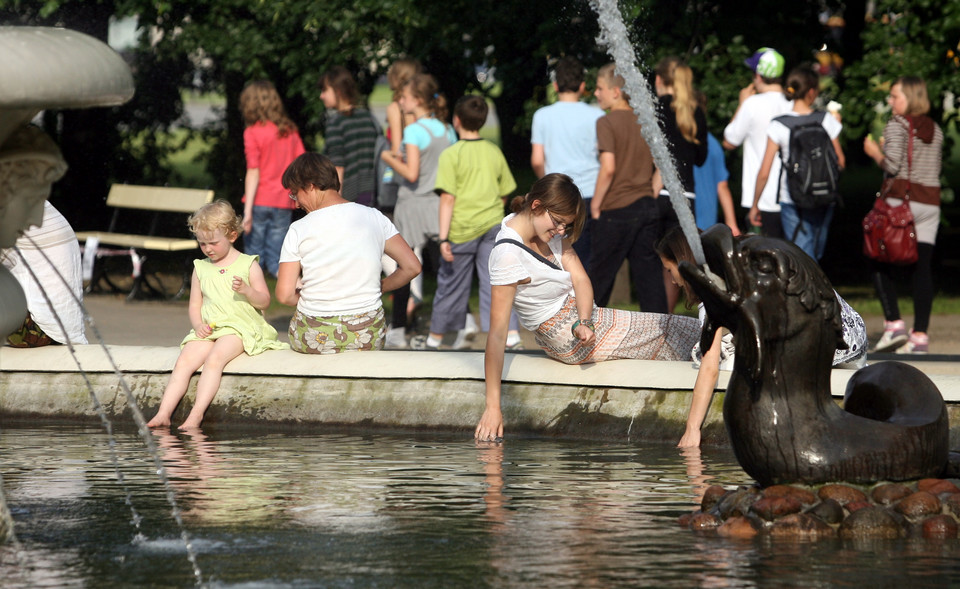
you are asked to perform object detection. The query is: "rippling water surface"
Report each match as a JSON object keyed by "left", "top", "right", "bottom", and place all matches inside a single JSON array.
[{"left": 0, "top": 423, "right": 958, "bottom": 587}]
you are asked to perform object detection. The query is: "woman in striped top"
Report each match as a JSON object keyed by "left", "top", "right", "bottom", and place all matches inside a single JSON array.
[{"left": 863, "top": 76, "right": 944, "bottom": 354}]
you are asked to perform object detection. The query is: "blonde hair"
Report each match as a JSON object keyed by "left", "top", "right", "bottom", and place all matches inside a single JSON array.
[
  {"left": 597, "top": 63, "right": 630, "bottom": 103},
  {"left": 188, "top": 200, "right": 242, "bottom": 237},
  {"left": 387, "top": 58, "right": 423, "bottom": 102},
  {"left": 239, "top": 80, "right": 298, "bottom": 137},
  {"left": 895, "top": 76, "right": 931, "bottom": 116},
  {"left": 656, "top": 57, "right": 699, "bottom": 145},
  {"left": 405, "top": 74, "right": 449, "bottom": 122}
]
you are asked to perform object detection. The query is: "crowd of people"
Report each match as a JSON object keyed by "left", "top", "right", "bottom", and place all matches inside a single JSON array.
[{"left": 3, "top": 49, "right": 943, "bottom": 440}]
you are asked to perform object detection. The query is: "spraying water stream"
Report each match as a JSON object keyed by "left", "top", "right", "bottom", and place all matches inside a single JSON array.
[
  {"left": 591, "top": 0, "right": 708, "bottom": 269},
  {"left": 2, "top": 236, "right": 205, "bottom": 586}
]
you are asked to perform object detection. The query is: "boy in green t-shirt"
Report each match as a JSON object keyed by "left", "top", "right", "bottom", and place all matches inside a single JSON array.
[{"left": 412, "top": 96, "right": 521, "bottom": 350}]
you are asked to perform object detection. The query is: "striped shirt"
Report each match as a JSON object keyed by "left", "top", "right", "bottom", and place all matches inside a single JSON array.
[
  {"left": 323, "top": 107, "right": 380, "bottom": 203},
  {"left": 880, "top": 115, "right": 943, "bottom": 205}
]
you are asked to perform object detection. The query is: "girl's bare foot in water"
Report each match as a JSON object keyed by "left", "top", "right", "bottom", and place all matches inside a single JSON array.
[
  {"left": 146, "top": 415, "right": 171, "bottom": 428},
  {"left": 178, "top": 419, "right": 203, "bottom": 431}
]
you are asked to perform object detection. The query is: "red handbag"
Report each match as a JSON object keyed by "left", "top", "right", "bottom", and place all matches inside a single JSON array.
[
  {"left": 862, "top": 194, "right": 918, "bottom": 265},
  {"left": 862, "top": 120, "right": 919, "bottom": 265}
]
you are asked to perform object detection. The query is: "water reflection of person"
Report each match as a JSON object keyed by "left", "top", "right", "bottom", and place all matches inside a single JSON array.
[
  {"left": 153, "top": 429, "right": 223, "bottom": 520},
  {"left": 680, "top": 446, "right": 711, "bottom": 507},
  {"left": 476, "top": 441, "right": 508, "bottom": 528}
]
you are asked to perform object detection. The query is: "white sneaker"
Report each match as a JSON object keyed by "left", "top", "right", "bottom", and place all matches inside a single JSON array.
[
  {"left": 384, "top": 327, "right": 407, "bottom": 349},
  {"left": 410, "top": 334, "right": 440, "bottom": 350},
  {"left": 463, "top": 313, "right": 479, "bottom": 338}
]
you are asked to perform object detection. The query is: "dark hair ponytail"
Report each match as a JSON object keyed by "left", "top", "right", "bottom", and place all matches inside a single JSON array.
[{"left": 784, "top": 65, "right": 819, "bottom": 102}]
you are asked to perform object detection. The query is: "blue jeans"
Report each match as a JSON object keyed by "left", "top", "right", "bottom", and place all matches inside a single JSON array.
[
  {"left": 246, "top": 206, "right": 292, "bottom": 277},
  {"left": 780, "top": 203, "right": 834, "bottom": 261}
]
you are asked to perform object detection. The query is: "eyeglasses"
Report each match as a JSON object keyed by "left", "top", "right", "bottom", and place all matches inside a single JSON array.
[
  {"left": 547, "top": 211, "right": 570, "bottom": 232},
  {"left": 288, "top": 189, "right": 299, "bottom": 202}
]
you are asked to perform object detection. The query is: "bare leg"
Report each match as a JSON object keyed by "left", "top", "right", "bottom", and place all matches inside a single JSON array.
[
  {"left": 147, "top": 341, "right": 213, "bottom": 427},
  {"left": 179, "top": 335, "right": 244, "bottom": 430}
]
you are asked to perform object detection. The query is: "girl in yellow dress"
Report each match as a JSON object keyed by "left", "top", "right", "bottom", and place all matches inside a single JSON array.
[{"left": 146, "top": 200, "right": 287, "bottom": 430}]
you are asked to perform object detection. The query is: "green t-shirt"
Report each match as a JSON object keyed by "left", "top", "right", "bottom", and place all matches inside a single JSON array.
[{"left": 434, "top": 138, "right": 516, "bottom": 243}]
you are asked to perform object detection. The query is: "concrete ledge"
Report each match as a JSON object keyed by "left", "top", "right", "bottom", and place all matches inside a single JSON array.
[{"left": 2, "top": 346, "right": 960, "bottom": 446}]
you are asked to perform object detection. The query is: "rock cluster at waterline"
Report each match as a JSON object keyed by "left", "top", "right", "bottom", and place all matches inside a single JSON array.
[{"left": 679, "top": 479, "right": 960, "bottom": 540}]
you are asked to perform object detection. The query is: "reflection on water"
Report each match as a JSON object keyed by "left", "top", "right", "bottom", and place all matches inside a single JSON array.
[{"left": 0, "top": 424, "right": 958, "bottom": 587}]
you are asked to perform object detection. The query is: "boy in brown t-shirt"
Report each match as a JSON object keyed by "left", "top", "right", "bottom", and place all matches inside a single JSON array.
[{"left": 589, "top": 64, "right": 667, "bottom": 312}]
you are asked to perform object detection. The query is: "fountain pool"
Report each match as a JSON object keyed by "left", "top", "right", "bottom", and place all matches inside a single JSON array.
[{"left": 1, "top": 423, "right": 959, "bottom": 587}]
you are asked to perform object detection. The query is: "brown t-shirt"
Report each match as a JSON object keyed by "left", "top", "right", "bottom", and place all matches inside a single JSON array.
[{"left": 596, "top": 109, "right": 655, "bottom": 211}]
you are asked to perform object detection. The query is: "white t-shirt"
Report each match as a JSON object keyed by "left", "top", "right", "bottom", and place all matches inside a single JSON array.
[
  {"left": 1, "top": 202, "right": 87, "bottom": 344},
  {"left": 766, "top": 111, "right": 842, "bottom": 206},
  {"left": 488, "top": 215, "right": 573, "bottom": 330},
  {"left": 279, "top": 202, "right": 398, "bottom": 316},
  {"left": 723, "top": 91, "right": 793, "bottom": 212},
  {"left": 531, "top": 101, "right": 604, "bottom": 199}
]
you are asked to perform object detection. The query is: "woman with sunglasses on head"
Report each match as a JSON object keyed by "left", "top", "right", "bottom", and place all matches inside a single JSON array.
[
  {"left": 476, "top": 173, "right": 702, "bottom": 441},
  {"left": 275, "top": 153, "right": 421, "bottom": 354}
]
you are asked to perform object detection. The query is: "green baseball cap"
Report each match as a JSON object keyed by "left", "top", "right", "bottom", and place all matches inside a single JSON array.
[{"left": 745, "top": 47, "right": 785, "bottom": 78}]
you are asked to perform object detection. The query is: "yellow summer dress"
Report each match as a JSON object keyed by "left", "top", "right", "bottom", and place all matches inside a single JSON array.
[{"left": 180, "top": 253, "right": 289, "bottom": 354}]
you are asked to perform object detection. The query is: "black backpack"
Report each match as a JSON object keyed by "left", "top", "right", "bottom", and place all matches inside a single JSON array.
[{"left": 775, "top": 112, "right": 841, "bottom": 209}]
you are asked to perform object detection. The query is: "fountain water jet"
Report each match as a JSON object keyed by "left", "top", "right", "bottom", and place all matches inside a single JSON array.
[
  {"left": 0, "top": 26, "right": 204, "bottom": 586},
  {"left": 591, "top": 0, "right": 707, "bottom": 269}
]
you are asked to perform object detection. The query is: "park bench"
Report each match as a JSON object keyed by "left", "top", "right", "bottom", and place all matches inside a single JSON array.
[{"left": 76, "top": 184, "right": 214, "bottom": 300}]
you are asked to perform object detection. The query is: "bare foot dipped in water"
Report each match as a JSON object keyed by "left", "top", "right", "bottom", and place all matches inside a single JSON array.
[
  {"left": 146, "top": 415, "right": 171, "bottom": 428},
  {"left": 178, "top": 420, "right": 203, "bottom": 431}
]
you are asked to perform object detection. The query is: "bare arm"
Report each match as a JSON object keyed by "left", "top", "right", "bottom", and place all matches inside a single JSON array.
[
  {"left": 717, "top": 180, "right": 741, "bottom": 236},
  {"left": 652, "top": 167, "right": 664, "bottom": 195},
  {"left": 678, "top": 329, "right": 723, "bottom": 448},
  {"left": 386, "top": 101, "right": 404, "bottom": 154},
  {"left": 591, "top": 151, "right": 615, "bottom": 219},
  {"left": 832, "top": 137, "right": 846, "bottom": 170},
  {"left": 187, "top": 270, "right": 212, "bottom": 338},
  {"left": 438, "top": 192, "right": 456, "bottom": 263},
  {"left": 382, "top": 144, "right": 420, "bottom": 183},
  {"left": 243, "top": 168, "right": 260, "bottom": 234},
  {"left": 561, "top": 240, "right": 596, "bottom": 345},
  {"left": 477, "top": 283, "right": 518, "bottom": 441},
  {"left": 233, "top": 259, "right": 271, "bottom": 310},
  {"left": 275, "top": 260, "right": 302, "bottom": 307},
  {"left": 530, "top": 143, "right": 546, "bottom": 178},
  {"left": 381, "top": 234, "right": 422, "bottom": 293},
  {"left": 748, "top": 138, "right": 778, "bottom": 226},
  {"left": 863, "top": 135, "right": 884, "bottom": 166}
]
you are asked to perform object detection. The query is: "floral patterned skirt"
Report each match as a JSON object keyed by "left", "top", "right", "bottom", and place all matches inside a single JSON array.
[
  {"left": 534, "top": 296, "right": 700, "bottom": 364},
  {"left": 6, "top": 314, "right": 56, "bottom": 348},
  {"left": 289, "top": 306, "right": 386, "bottom": 354}
]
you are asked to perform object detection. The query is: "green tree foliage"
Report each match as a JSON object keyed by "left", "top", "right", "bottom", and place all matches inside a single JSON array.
[
  {"left": 840, "top": 0, "right": 960, "bottom": 141},
  {"left": 4, "top": 0, "right": 956, "bottom": 232}
]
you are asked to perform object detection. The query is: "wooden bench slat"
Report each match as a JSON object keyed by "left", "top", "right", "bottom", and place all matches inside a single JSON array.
[
  {"left": 80, "top": 183, "right": 216, "bottom": 300},
  {"left": 105, "top": 184, "right": 214, "bottom": 213},
  {"left": 76, "top": 231, "right": 199, "bottom": 252}
]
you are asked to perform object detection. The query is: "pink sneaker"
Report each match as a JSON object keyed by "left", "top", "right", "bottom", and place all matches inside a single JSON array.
[
  {"left": 873, "top": 319, "right": 908, "bottom": 353},
  {"left": 896, "top": 330, "right": 929, "bottom": 354}
]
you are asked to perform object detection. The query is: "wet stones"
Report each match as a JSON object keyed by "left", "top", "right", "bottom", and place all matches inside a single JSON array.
[
  {"left": 895, "top": 491, "right": 941, "bottom": 518},
  {"left": 871, "top": 483, "right": 912, "bottom": 505},
  {"left": 839, "top": 506, "right": 902, "bottom": 539},
  {"left": 681, "top": 479, "right": 960, "bottom": 541}
]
